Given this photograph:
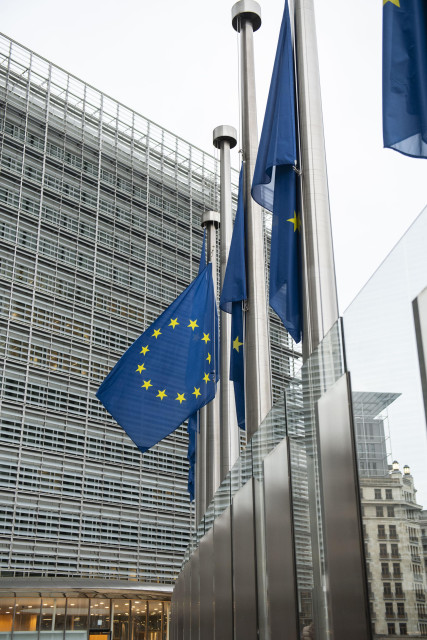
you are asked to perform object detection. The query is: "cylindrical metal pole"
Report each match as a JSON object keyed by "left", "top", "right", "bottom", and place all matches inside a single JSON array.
[
  {"left": 293, "top": 0, "right": 339, "bottom": 360},
  {"left": 200, "top": 211, "right": 221, "bottom": 514},
  {"left": 232, "top": 0, "right": 272, "bottom": 440},
  {"left": 213, "top": 125, "right": 240, "bottom": 482}
]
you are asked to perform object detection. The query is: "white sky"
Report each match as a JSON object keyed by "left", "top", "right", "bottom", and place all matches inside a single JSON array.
[{"left": 1, "top": 0, "right": 426, "bottom": 312}]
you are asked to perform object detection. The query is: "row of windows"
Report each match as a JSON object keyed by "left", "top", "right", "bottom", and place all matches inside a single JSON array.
[
  {"left": 375, "top": 488, "right": 394, "bottom": 500},
  {"left": 377, "top": 506, "right": 396, "bottom": 518},
  {"left": 0, "top": 250, "right": 161, "bottom": 326}
]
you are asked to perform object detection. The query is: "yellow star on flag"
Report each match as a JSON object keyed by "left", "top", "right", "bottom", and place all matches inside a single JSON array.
[
  {"left": 193, "top": 387, "right": 201, "bottom": 398},
  {"left": 202, "top": 333, "right": 210, "bottom": 344},
  {"left": 206, "top": 353, "right": 211, "bottom": 364},
  {"left": 136, "top": 364, "right": 146, "bottom": 373},
  {"left": 169, "top": 318, "right": 179, "bottom": 329},
  {"left": 233, "top": 336, "right": 243, "bottom": 352},
  {"left": 188, "top": 319, "right": 199, "bottom": 331},
  {"left": 287, "top": 211, "right": 301, "bottom": 232},
  {"left": 176, "top": 393, "right": 186, "bottom": 404},
  {"left": 203, "top": 373, "right": 210, "bottom": 384},
  {"left": 156, "top": 389, "right": 167, "bottom": 400},
  {"left": 152, "top": 328, "right": 162, "bottom": 339},
  {"left": 383, "top": 0, "right": 399, "bottom": 5},
  {"left": 140, "top": 345, "right": 149, "bottom": 355},
  {"left": 142, "top": 380, "right": 152, "bottom": 390}
]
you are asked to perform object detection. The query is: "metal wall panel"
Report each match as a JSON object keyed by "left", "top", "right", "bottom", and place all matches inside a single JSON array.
[
  {"left": 190, "top": 548, "right": 200, "bottom": 640},
  {"left": 213, "top": 505, "right": 233, "bottom": 640},
  {"left": 232, "top": 478, "right": 258, "bottom": 640},
  {"left": 176, "top": 572, "right": 184, "bottom": 640},
  {"left": 183, "top": 561, "right": 191, "bottom": 640},
  {"left": 316, "top": 373, "right": 372, "bottom": 639},
  {"left": 263, "top": 437, "right": 299, "bottom": 640},
  {"left": 199, "top": 526, "right": 214, "bottom": 640},
  {"left": 413, "top": 286, "right": 427, "bottom": 423}
]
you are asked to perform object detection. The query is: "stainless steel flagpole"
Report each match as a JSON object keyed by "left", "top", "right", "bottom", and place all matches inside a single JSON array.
[
  {"left": 213, "top": 125, "right": 241, "bottom": 481},
  {"left": 232, "top": 0, "right": 272, "bottom": 440},
  {"left": 292, "top": 0, "right": 339, "bottom": 359}
]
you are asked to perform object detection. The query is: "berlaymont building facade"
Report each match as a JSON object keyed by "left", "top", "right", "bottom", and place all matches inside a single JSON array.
[{"left": 0, "top": 34, "right": 300, "bottom": 639}]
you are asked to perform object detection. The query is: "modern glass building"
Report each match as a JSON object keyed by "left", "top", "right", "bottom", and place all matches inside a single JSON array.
[{"left": 0, "top": 29, "right": 300, "bottom": 597}]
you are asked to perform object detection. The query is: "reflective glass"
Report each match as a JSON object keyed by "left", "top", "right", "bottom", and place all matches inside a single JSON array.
[
  {"left": 0, "top": 597, "right": 14, "bottom": 640},
  {"left": 130, "top": 600, "right": 146, "bottom": 640},
  {"left": 112, "top": 601, "right": 129, "bottom": 640},
  {"left": 89, "top": 600, "right": 110, "bottom": 630}
]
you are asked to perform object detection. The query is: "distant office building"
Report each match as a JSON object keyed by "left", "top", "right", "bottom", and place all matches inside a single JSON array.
[
  {"left": 0, "top": 30, "right": 300, "bottom": 597},
  {"left": 361, "top": 463, "right": 427, "bottom": 638}
]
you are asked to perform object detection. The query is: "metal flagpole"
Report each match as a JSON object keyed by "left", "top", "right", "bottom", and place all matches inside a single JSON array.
[
  {"left": 232, "top": 0, "right": 272, "bottom": 440},
  {"left": 213, "top": 125, "right": 240, "bottom": 482},
  {"left": 200, "top": 211, "right": 221, "bottom": 512},
  {"left": 292, "top": 0, "right": 339, "bottom": 359}
]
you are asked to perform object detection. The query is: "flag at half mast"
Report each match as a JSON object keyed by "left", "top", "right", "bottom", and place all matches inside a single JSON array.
[
  {"left": 251, "top": 0, "right": 302, "bottom": 343},
  {"left": 383, "top": 0, "right": 427, "bottom": 158},
  {"left": 96, "top": 259, "right": 219, "bottom": 453},
  {"left": 220, "top": 166, "right": 247, "bottom": 430}
]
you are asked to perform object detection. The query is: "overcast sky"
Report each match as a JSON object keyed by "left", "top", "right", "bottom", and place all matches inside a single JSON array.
[{"left": 1, "top": 0, "right": 426, "bottom": 312}]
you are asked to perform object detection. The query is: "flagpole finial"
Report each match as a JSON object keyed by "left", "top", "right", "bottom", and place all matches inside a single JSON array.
[
  {"left": 213, "top": 125, "right": 237, "bottom": 150},
  {"left": 201, "top": 210, "right": 220, "bottom": 229},
  {"left": 231, "top": 0, "right": 261, "bottom": 32}
]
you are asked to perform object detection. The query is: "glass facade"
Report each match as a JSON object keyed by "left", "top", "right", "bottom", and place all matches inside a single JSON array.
[
  {"left": 0, "top": 33, "right": 300, "bottom": 585},
  {"left": 176, "top": 205, "right": 427, "bottom": 638},
  {"left": 0, "top": 598, "right": 169, "bottom": 640}
]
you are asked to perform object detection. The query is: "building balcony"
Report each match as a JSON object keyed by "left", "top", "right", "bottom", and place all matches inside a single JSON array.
[
  {"left": 418, "top": 613, "right": 427, "bottom": 620},
  {"left": 397, "top": 613, "right": 407, "bottom": 620},
  {"left": 383, "top": 592, "right": 393, "bottom": 599},
  {"left": 410, "top": 536, "right": 419, "bottom": 543},
  {"left": 380, "top": 553, "right": 389, "bottom": 559},
  {"left": 416, "top": 593, "right": 426, "bottom": 601},
  {"left": 395, "top": 592, "right": 405, "bottom": 599},
  {"left": 385, "top": 612, "right": 396, "bottom": 619},
  {"left": 378, "top": 533, "right": 387, "bottom": 539},
  {"left": 393, "top": 572, "right": 403, "bottom": 579},
  {"left": 381, "top": 572, "right": 392, "bottom": 579},
  {"left": 411, "top": 555, "right": 422, "bottom": 563}
]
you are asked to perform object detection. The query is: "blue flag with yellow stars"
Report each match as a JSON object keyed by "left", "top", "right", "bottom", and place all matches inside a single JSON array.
[
  {"left": 383, "top": 0, "right": 427, "bottom": 158},
  {"left": 220, "top": 166, "right": 246, "bottom": 430},
  {"left": 251, "top": 0, "right": 302, "bottom": 343},
  {"left": 96, "top": 262, "right": 219, "bottom": 453}
]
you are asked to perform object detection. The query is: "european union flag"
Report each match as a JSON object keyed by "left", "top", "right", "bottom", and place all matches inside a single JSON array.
[
  {"left": 96, "top": 262, "right": 219, "bottom": 453},
  {"left": 383, "top": 0, "right": 427, "bottom": 158},
  {"left": 251, "top": 0, "right": 302, "bottom": 343},
  {"left": 220, "top": 166, "right": 246, "bottom": 430}
]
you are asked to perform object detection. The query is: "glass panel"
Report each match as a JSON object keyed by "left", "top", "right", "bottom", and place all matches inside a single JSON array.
[
  {"left": 343, "top": 206, "right": 427, "bottom": 639},
  {"left": 14, "top": 598, "right": 41, "bottom": 632},
  {"left": 161, "top": 603, "right": 169, "bottom": 640},
  {"left": 130, "top": 601, "right": 146, "bottom": 640},
  {"left": 112, "top": 601, "right": 129, "bottom": 640},
  {"left": 147, "top": 602, "right": 162, "bottom": 640},
  {"left": 65, "top": 599, "right": 89, "bottom": 631},
  {"left": 38, "top": 597, "right": 66, "bottom": 640},
  {"left": 0, "top": 597, "right": 14, "bottom": 640},
  {"left": 89, "top": 600, "right": 110, "bottom": 630}
]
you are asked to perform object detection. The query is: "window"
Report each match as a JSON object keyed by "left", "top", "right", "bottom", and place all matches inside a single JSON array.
[
  {"left": 399, "top": 623, "right": 407, "bottom": 635},
  {"left": 389, "top": 525, "right": 397, "bottom": 539},
  {"left": 393, "top": 563, "right": 401, "bottom": 578},
  {"left": 387, "top": 623, "right": 395, "bottom": 635},
  {"left": 387, "top": 506, "right": 395, "bottom": 517},
  {"left": 383, "top": 583, "right": 392, "bottom": 596},
  {"left": 391, "top": 543, "right": 399, "bottom": 558},
  {"left": 381, "top": 563, "right": 390, "bottom": 577},
  {"left": 376, "top": 506, "right": 384, "bottom": 517},
  {"left": 395, "top": 583, "right": 403, "bottom": 596},
  {"left": 378, "top": 524, "right": 386, "bottom": 538},
  {"left": 385, "top": 602, "right": 394, "bottom": 617},
  {"left": 380, "top": 543, "right": 388, "bottom": 558},
  {"left": 386, "top": 488, "right": 393, "bottom": 500},
  {"left": 375, "top": 489, "right": 382, "bottom": 499},
  {"left": 397, "top": 602, "right": 405, "bottom": 618}
]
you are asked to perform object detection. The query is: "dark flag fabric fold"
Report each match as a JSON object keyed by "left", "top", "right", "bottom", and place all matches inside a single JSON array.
[
  {"left": 383, "top": 0, "right": 427, "bottom": 158},
  {"left": 96, "top": 256, "right": 219, "bottom": 455},
  {"left": 220, "top": 166, "right": 247, "bottom": 430},
  {"left": 251, "top": 0, "right": 302, "bottom": 343}
]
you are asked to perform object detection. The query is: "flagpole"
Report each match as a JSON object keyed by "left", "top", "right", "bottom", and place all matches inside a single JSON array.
[
  {"left": 292, "top": 0, "right": 339, "bottom": 359},
  {"left": 232, "top": 0, "right": 272, "bottom": 440},
  {"left": 200, "top": 211, "right": 221, "bottom": 512},
  {"left": 213, "top": 125, "right": 241, "bottom": 481}
]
